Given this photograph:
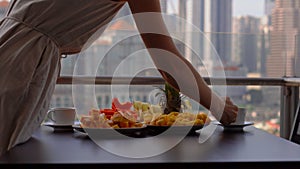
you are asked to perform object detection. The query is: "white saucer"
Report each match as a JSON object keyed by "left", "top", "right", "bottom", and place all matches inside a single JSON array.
[
  {"left": 214, "top": 121, "right": 254, "bottom": 129},
  {"left": 42, "top": 121, "right": 74, "bottom": 128},
  {"left": 215, "top": 121, "right": 254, "bottom": 131}
]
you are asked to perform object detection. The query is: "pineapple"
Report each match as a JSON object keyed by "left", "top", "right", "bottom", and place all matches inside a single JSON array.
[{"left": 157, "top": 82, "right": 183, "bottom": 114}]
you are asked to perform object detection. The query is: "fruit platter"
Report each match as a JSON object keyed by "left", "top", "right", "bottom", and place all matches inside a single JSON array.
[{"left": 74, "top": 94, "right": 211, "bottom": 138}]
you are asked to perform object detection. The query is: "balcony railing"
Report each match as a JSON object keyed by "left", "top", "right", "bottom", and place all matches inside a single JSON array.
[{"left": 56, "top": 76, "right": 300, "bottom": 140}]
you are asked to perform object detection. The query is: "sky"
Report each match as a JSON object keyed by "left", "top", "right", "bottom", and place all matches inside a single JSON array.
[
  {"left": 167, "top": 0, "right": 265, "bottom": 17},
  {"left": 233, "top": 0, "right": 265, "bottom": 17}
]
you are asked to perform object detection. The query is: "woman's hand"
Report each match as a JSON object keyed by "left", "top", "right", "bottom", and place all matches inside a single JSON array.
[{"left": 219, "top": 97, "right": 238, "bottom": 125}]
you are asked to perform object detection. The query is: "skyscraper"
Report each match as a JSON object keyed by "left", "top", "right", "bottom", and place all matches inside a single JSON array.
[
  {"left": 232, "top": 16, "right": 260, "bottom": 73},
  {"left": 178, "top": 0, "right": 187, "bottom": 32},
  {"left": 265, "top": 0, "right": 276, "bottom": 16},
  {"left": 204, "top": 0, "right": 232, "bottom": 64},
  {"left": 264, "top": 0, "right": 275, "bottom": 26},
  {"left": 266, "top": 0, "right": 300, "bottom": 77},
  {"left": 177, "top": 0, "right": 232, "bottom": 75},
  {"left": 259, "top": 0, "right": 275, "bottom": 76},
  {"left": 160, "top": 0, "right": 168, "bottom": 13},
  {"left": 171, "top": 0, "right": 206, "bottom": 76}
]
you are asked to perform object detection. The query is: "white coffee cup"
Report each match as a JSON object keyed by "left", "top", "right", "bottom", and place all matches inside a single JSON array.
[
  {"left": 231, "top": 107, "right": 247, "bottom": 125},
  {"left": 47, "top": 107, "right": 76, "bottom": 125}
]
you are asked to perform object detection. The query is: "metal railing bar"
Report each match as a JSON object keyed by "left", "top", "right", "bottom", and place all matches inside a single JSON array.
[{"left": 57, "top": 76, "right": 300, "bottom": 86}]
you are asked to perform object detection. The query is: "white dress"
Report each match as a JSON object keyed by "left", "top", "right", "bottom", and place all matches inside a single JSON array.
[{"left": 0, "top": 0, "right": 125, "bottom": 155}]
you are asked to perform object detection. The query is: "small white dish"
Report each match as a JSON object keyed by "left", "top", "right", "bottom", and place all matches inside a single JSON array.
[
  {"left": 42, "top": 121, "right": 74, "bottom": 127},
  {"left": 213, "top": 121, "right": 254, "bottom": 132},
  {"left": 219, "top": 121, "right": 254, "bottom": 128}
]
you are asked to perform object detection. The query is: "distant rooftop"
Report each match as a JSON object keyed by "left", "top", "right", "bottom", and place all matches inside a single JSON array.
[
  {"left": 0, "top": 0, "right": 9, "bottom": 8},
  {"left": 108, "top": 20, "right": 135, "bottom": 31}
]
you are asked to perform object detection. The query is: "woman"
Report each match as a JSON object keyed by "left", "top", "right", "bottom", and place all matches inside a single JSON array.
[{"left": 0, "top": 0, "right": 238, "bottom": 155}]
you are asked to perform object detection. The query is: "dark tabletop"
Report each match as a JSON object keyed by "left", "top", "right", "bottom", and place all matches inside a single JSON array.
[{"left": 0, "top": 124, "right": 300, "bottom": 169}]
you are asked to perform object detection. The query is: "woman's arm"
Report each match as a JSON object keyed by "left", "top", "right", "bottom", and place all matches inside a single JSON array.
[{"left": 125, "top": 0, "right": 238, "bottom": 125}]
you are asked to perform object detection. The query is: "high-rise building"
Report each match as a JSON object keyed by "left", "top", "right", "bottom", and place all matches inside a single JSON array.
[
  {"left": 232, "top": 16, "right": 260, "bottom": 73},
  {"left": 259, "top": 0, "right": 275, "bottom": 76},
  {"left": 265, "top": 0, "right": 276, "bottom": 16},
  {"left": 259, "top": 22, "right": 272, "bottom": 76},
  {"left": 175, "top": 0, "right": 205, "bottom": 72},
  {"left": 204, "top": 0, "right": 232, "bottom": 64},
  {"left": 160, "top": 0, "right": 168, "bottom": 13},
  {"left": 182, "top": 0, "right": 205, "bottom": 30},
  {"left": 177, "top": 0, "right": 232, "bottom": 75},
  {"left": 178, "top": 0, "right": 187, "bottom": 32},
  {"left": 266, "top": 0, "right": 300, "bottom": 77},
  {"left": 182, "top": 0, "right": 205, "bottom": 62},
  {"left": 189, "top": 0, "right": 205, "bottom": 72},
  {"left": 264, "top": 0, "right": 275, "bottom": 26}
]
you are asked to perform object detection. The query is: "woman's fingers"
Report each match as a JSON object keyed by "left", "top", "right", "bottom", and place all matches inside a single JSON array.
[
  {"left": 220, "top": 104, "right": 238, "bottom": 125},
  {"left": 218, "top": 97, "right": 239, "bottom": 125}
]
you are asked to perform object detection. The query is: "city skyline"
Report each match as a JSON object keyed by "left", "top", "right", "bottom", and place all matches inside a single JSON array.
[{"left": 166, "top": 0, "right": 265, "bottom": 17}]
